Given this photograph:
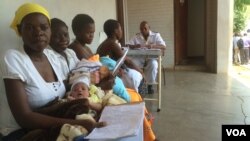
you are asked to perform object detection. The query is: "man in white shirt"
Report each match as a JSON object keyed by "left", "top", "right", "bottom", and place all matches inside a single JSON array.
[
  {"left": 232, "top": 32, "right": 241, "bottom": 65},
  {"left": 127, "top": 21, "right": 166, "bottom": 94}
]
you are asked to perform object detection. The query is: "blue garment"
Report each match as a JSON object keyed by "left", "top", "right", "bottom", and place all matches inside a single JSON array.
[
  {"left": 100, "top": 57, "right": 130, "bottom": 102},
  {"left": 74, "top": 135, "right": 88, "bottom": 141}
]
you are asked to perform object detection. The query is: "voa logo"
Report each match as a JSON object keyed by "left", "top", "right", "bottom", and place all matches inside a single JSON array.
[{"left": 226, "top": 129, "right": 246, "bottom": 136}]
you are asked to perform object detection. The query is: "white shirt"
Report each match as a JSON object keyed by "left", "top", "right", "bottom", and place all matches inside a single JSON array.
[
  {"left": 45, "top": 48, "right": 79, "bottom": 80},
  {"left": 0, "top": 48, "right": 66, "bottom": 135},
  {"left": 232, "top": 36, "right": 240, "bottom": 49},
  {"left": 128, "top": 30, "right": 166, "bottom": 46}
]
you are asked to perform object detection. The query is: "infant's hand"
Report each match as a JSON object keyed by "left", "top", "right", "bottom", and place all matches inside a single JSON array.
[{"left": 67, "top": 95, "right": 76, "bottom": 101}]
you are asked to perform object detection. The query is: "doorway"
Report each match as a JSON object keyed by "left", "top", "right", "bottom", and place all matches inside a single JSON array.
[{"left": 174, "top": 0, "right": 206, "bottom": 68}]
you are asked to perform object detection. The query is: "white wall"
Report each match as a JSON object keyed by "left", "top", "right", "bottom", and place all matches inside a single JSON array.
[
  {"left": 0, "top": 0, "right": 116, "bottom": 107},
  {"left": 0, "top": 0, "right": 117, "bottom": 58},
  {"left": 125, "top": 0, "right": 174, "bottom": 69},
  {"left": 206, "top": 0, "right": 217, "bottom": 72},
  {"left": 217, "top": 0, "right": 233, "bottom": 73}
]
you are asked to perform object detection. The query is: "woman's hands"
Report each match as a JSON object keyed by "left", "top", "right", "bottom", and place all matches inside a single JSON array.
[{"left": 76, "top": 118, "right": 107, "bottom": 132}]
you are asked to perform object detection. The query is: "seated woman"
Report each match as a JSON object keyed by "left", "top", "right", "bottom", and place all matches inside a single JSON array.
[
  {"left": 69, "top": 14, "right": 142, "bottom": 93},
  {"left": 69, "top": 14, "right": 95, "bottom": 60},
  {"left": 96, "top": 19, "right": 143, "bottom": 92},
  {"left": 49, "top": 18, "right": 128, "bottom": 102},
  {"left": 48, "top": 18, "right": 79, "bottom": 81},
  {"left": 0, "top": 3, "right": 105, "bottom": 141},
  {"left": 97, "top": 19, "right": 157, "bottom": 141}
]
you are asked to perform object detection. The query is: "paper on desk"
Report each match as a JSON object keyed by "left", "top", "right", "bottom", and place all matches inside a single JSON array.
[
  {"left": 133, "top": 47, "right": 160, "bottom": 51},
  {"left": 85, "top": 102, "right": 145, "bottom": 140}
]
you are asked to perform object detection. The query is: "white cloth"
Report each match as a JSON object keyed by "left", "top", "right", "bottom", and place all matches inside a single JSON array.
[
  {"left": 71, "top": 58, "right": 102, "bottom": 73},
  {"left": 233, "top": 36, "right": 240, "bottom": 49},
  {"left": 115, "top": 41, "right": 142, "bottom": 92},
  {"left": 70, "top": 72, "right": 91, "bottom": 88},
  {"left": 45, "top": 48, "right": 79, "bottom": 80},
  {"left": 69, "top": 58, "right": 102, "bottom": 88},
  {"left": 128, "top": 30, "right": 165, "bottom": 84},
  {"left": 121, "top": 68, "right": 142, "bottom": 92},
  {"left": 0, "top": 48, "right": 66, "bottom": 135}
]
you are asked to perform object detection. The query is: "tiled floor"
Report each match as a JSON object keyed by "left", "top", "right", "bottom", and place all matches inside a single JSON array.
[{"left": 144, "top": 71, "right": 250, "bottom": 141}]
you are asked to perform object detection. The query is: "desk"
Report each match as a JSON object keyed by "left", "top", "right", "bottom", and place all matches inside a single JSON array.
[{"left": 127, "top": 49, "right": 162, "bottom": 111}]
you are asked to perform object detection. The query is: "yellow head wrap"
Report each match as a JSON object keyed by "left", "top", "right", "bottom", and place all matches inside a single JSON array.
[{"left": 10, "top": 3, "right": 50, "bottom": 36}]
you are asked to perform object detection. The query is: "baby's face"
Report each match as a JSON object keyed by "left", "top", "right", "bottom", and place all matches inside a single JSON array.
[{"left": 70, "top": 83, "right": 89, "bottom": 99}]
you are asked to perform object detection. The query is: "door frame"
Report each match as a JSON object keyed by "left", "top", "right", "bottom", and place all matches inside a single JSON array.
[
  {"left": 116, "top": 0, "right": 126, "bottom": 46},
  {"left": 174, "top": 0, "right": 188, "bottom": 65},
  {"left": 174, "top": 0, "right": 207, "bottom": 66}
]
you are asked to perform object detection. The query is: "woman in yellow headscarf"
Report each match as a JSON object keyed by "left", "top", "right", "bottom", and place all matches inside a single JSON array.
[
  {"left": 0, "top": 3, "right": 105, "bottom": 141},
  {"left": 10, "top": 3, "right": 50, "bottom": 36}
]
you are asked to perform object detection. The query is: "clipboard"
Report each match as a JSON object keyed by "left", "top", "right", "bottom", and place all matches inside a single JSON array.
[{"left": 112, "top": 47, "right": 129, "bottom": 76}]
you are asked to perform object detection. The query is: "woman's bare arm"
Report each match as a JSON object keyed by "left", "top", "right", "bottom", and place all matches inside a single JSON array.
[
  {"left": 111, "top": 44, "right": 143, "bottom": 74},
  {"left": 69, "top": 42, "right": 93, "bottom": 60}
]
